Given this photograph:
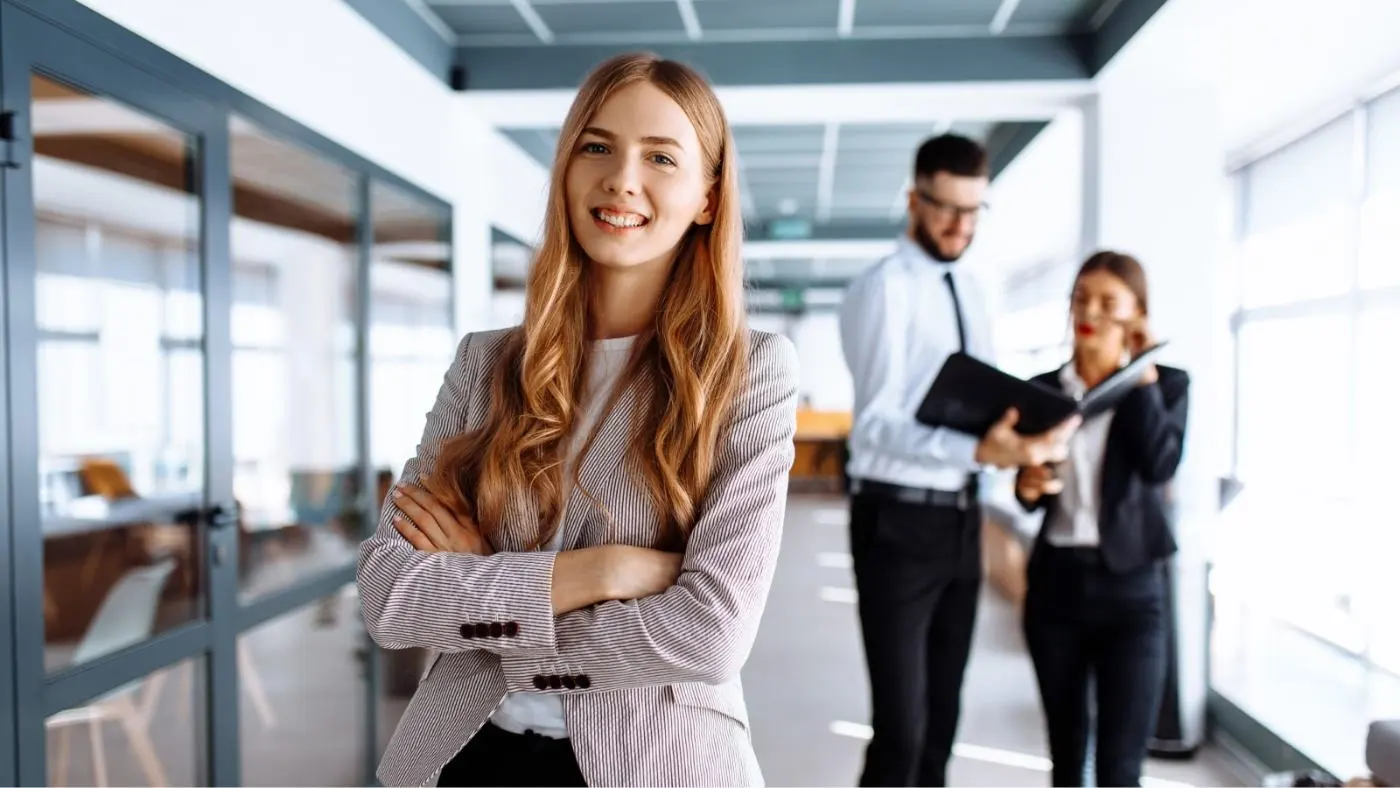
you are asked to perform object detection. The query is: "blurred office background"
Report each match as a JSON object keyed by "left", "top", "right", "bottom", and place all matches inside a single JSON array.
[{"left": 0, "top": 0, "right": 1396, "bottom": 784}]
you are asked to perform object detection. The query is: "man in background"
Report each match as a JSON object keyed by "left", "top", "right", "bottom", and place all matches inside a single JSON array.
[{"left": 838, "top": 134, "right": 1078, "bottom": 787}]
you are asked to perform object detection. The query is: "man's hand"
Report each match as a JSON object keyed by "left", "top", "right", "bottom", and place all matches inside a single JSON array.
[
  {"left": 975, "top": 408, "right": 1080, "bottom": 469},
  {"left": 1016, "top": 464, "right": 1064, "bottom": 505},
  {"left": 391, "top": 483, "right": 493, "bottom": 555}
]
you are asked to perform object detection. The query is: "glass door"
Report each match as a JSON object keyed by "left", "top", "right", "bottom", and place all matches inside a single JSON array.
[{"left": 1, "top": 4, "right": 240, "bottom": 784}]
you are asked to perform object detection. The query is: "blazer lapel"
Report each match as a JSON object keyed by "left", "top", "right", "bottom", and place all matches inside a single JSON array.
[{"left": 560, "top": 373, "right": 648, "bottom": 549}]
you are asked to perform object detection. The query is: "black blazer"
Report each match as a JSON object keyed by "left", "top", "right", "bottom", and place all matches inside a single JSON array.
[{"left": 1016, "top": 364, "right": 1190, "bottom": 574}]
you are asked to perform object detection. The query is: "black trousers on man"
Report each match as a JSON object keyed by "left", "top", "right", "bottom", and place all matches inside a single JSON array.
[
  {"left": 1022, "top": 545, "right": 1168, "bottom": 787},
  {"left": 849, "top": 488, "right": 982, "bottom": 787}
]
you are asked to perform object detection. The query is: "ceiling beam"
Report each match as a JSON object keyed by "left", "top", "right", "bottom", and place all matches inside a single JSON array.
[
  {"left": 815, "top": 124, "right": 840, "bottom": 223},
  {"left": 341, "top": 0, "right": 454, "bottom": 83},
  {"left": 508, "top": 0, "right": 554, "bottom": 45},
  {"left": 1078, "top": 0, "right": 1170, "bottom": 72},
  {"left": 837, "top": 0, "right": 857, "bottom": 38},
  {"left": 459, "top": 36, "right": 1087, "bottom": 91},
  {"left": 465, "top": 81, "right": 1089, "bottom": 127},
  {"left": 675, "top": 0, "right": 703, "bottom": 41},
  {"left": 986, "top": 120, "right": 1050, "bottom": 178},
  {"left": 744, "top": 238, "right": 896, "bottom": 260},
  {"left": 989, "top": 0, "right": 1024, "bottom": 35},
  {"left": 749, "top": 218, "right": 901, "bottom": 242}
]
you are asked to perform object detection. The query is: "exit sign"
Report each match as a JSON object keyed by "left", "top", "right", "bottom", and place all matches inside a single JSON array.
[{"left": 768, "top": 218, "right": 812, "bottom": 240}]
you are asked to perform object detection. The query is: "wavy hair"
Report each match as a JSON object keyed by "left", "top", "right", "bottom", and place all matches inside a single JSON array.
[{"left": 425, "top": 53, "right": 747, "bottom": 549}]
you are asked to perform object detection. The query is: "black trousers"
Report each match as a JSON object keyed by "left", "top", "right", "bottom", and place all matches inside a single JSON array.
[
  {"left": 438, "top": 722, "right": 587, "bottom": 787},
  {"left": 1022, "top": 545, "right": 1168, "bottom": 787},
  {"left": 849, "top": 492, "right": 982, "bottom": 787}
]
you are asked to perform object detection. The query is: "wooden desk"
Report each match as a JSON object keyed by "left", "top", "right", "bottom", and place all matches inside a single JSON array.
[{"left": 791, "top": 409, "right": 851, "bottom": 493}]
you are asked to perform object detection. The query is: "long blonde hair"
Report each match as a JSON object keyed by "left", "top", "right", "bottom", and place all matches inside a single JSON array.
[{"left": 425, "top": 53, "right": 748, "bottom": 549}]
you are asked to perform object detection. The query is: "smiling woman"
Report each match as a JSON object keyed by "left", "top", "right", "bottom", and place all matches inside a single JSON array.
[{"left": 356, "top": 53, "right": 799, "bottom": 788}]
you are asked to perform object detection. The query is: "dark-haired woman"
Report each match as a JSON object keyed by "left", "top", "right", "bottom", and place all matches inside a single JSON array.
[{"left": 1015, "top": 251, "right": 1190, "bottom": 787}]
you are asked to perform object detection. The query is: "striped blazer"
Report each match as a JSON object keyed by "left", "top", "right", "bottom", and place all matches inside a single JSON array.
[{"left": 358, "top": 327, "right": 799, "bottom": 787}]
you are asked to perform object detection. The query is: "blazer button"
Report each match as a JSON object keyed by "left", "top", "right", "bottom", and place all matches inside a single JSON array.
[
  {"left": 459, "top": 623, "right": 476, "bottom": 639},
  {"left": 474, "top": 622, "right": 490, "bottom": 639},
  {"left": 489, "top": 622, "right": 503, "bottom": 638},
  {"left": 577, "top": 675, "right": 591, "bottom": 689},
  {"left": 562, "top": 675, "right": 577, "bottom": 690},
  {"left": 533, "top": 675, "right": 549, "bottom": 690},
  {"left": 548, "top": 675, "right": 562, "bottom": 690},
  {"left": 503, "top": 622, "right": 519, "bottom": 638}
]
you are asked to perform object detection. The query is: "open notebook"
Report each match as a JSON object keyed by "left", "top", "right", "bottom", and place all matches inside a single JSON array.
[{"left": 915, "top": 343, "right": 1168, "bottom": 436}]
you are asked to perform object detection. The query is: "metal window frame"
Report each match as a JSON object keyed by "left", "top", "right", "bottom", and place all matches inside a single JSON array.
[
  {"left": 1219, "top": 77, "right": 1400, "bottom": 779},
  {"left": 1, "top": 0, "right": 456, "bottom": 783}
]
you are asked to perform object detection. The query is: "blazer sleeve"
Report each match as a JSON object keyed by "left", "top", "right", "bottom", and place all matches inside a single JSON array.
[
  {"left": 1013, "top": 371, "right": 1063, "bottom": 513},
  {"left": 1116, "top": 365, "right": 1190, "bottom": 484},
  {"left": 498, "top": 333, "right": 800, "bottom": 691},
  {"left": 356, "top": 332, "right": 562, "bottom": 655}
]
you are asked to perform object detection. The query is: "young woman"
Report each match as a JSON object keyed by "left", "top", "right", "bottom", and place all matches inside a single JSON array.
[
  {"left": 357, "top": 53, "right": 798, "bottom": 787},
  {"left": 1014, "top": 251, "right": 1190, "bottom": 787}
]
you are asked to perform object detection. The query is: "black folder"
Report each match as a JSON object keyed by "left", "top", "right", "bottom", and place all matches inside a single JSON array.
[{"left": 914, "top": 344, "right": 1168, "bottom": 437}]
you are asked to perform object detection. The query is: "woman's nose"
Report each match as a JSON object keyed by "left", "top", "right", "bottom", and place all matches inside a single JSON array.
[{"left": 603, "top": 158, "right": 641, "bottom": 195}]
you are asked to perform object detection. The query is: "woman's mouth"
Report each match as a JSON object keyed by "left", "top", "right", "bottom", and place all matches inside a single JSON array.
[
  {"left": 591, "top": 207, "right": 649, "bottom": 232},
  {"left": 1075, "top": 323, "right": 1096, "bottom": 337}
]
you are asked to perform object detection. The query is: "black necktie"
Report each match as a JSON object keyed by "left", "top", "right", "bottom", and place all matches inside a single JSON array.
[{"left": 943, "top": 270, "right": 967, "bottom": 354}]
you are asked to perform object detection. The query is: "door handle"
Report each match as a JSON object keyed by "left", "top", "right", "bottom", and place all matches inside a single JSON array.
[
  {"left": 0, "top": 111, "right": 21, "bottom": 169},
  {"left": 204, "top": 503, "right": 238, "bottom": 530}
]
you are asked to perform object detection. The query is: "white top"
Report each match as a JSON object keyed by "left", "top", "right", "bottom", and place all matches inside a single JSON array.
[
  {"left": 489, "top": 334, "right": 636, "bottom": 739},
  {"left": 1044, "top": 363, "right": 1116, "bottom": 547},
  {"left": 838, "top": 235, "right": 995, "bottom": 491}
]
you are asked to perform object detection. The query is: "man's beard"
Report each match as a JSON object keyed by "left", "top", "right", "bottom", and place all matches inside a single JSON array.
[{"left": 915, "top": 223, "right": 973, "bottom": 263}]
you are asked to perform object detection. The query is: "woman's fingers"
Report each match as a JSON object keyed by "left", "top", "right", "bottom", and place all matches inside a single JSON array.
[
  {"left": 392, "top": 485, "right": 450, "bottom": 548},
  {"left": 393, "top": 515, "right": 439, "bottom": 552}
]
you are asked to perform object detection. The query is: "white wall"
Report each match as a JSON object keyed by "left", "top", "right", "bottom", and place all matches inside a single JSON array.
[{"left": 74, "top": 0, "right": 549, "bottom": 333}]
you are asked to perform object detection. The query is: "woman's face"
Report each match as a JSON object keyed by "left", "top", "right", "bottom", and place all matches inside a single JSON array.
[
  {"left": 1070, "top": 269, "right": 1142, "bottom": 358},
  {"left": 565, "top": 81, "right": 714, "bottom": 277}
]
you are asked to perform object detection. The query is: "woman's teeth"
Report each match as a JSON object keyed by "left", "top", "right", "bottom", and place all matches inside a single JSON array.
[{"left": 593, "top": 208, "right": 647, "bottom": 228}]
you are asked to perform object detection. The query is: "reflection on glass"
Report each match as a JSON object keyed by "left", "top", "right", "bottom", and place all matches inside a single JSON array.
[
  {"left": 1233, "top": 315, "right": 1360, "bottom": 646},
  {"left": 46, "top": 655, "right": 204, "bottom": 786},
  {"left": 32, "top": 74, "right": 206, "bottom": 674},
  {"left": 228, "top": 116, "right": 362, "bottom": 602},
  {"left": 1238, "top": 208, "right": 1353, "bottom": 309},
  {"left": 368, "top": 180, "right": 453, "bottom": 749},
  {"left": 239, "top": 586, "right": 366, "bottom": 785}
]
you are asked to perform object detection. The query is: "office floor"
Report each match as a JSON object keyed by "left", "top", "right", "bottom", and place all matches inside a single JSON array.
[
  {"left": 745, "top": 495, "right": 1246, "bottom": 788},
  {"left": 46, "top": 494, "right": 1248, "bottom": 787}
]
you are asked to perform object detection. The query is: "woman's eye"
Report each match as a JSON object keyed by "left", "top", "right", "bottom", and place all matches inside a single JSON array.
[
  {"left": 581, "top": 142, "right": 608, "bottom": 154},
  {"left": 651, "top": 153, "right": 676, "bottom": 167}
]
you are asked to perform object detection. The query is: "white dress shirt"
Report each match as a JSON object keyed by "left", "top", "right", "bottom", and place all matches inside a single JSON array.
[
  {"left": 1045, "top": 363, "right": 1115, "bottom": 547},
  {"left": 490, "top": 335, "right": 635, "bottom": 739},
  {"left": 838, "top": 235, "right": 995, "bottom": 491}
]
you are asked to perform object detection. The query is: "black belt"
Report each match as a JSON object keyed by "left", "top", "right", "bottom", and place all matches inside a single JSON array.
[
  {"left": 848, "top": 477, "right": 978, "bottom": 510},
  {"left": 1043, "top": 544, "right": 1106, "bottom": 566}
]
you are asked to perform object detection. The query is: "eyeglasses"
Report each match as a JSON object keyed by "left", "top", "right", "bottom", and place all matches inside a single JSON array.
[{"left": 915, "top": 189, "right": 988, "bottom": 220}]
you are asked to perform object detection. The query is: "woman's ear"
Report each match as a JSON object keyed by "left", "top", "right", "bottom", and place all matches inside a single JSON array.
[{"left": 694, "top": 187, "right": 718, "bottom": 226}]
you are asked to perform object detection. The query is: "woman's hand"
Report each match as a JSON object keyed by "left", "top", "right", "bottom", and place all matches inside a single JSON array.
[
  {"left": 1124, "top": 316, "right": 1160, "bottom": 385},
  {"left": 391, "top": 483, "right": 493, "bottom": 555},
  {"left": 1016, "top": 463, "right": 1064, "bottom": 505}
]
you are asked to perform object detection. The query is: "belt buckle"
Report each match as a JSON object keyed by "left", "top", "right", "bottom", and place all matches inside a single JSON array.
[{"left": 955, "top": 486, "right": 972, "bottom": 510}]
